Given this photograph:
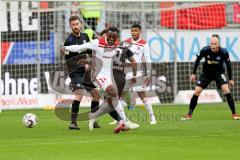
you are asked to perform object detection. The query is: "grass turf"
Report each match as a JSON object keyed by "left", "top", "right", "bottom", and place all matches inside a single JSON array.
[{"left": 0, "top": 103, "right": 240, "bottom": 160}]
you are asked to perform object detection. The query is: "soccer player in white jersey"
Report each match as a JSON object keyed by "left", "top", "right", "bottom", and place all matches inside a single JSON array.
[
  {"left": 61, "top": 27, "right": 137, "bottom": 133},
  {"left": 123, "top": 24, "right": 157, "bottom": 125}
]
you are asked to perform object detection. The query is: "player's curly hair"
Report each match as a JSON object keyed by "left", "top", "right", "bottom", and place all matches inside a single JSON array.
[{"left": 107, "top": 26, "right": 119, "bottom": 34}]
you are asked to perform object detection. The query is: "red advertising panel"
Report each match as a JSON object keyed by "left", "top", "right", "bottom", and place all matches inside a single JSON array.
[{"left": 160, "top": 3, "right": 226, "bottom": 29}]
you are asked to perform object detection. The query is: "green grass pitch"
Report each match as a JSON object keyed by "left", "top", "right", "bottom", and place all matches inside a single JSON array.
[{"left": 0, "top": 103, "right": 240, "bottom": 160}]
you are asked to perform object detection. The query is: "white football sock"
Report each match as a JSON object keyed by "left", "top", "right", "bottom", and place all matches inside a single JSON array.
[
  {"left": 112, "top": 97, "right": 128, "bottom": 121},
  {"left": 143, "top": 98, "right": 154, "bottom": 116}
]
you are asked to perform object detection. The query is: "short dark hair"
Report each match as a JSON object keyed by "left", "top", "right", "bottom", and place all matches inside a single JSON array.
[
  {"left": 69, "top": 16, "right": 81, "bottom": 24},
  {"left": 212, "top": 34, "right": 220, "bottom": 40},
  {"left": 131, "top": 23, "right": 141, "bottom": 30},
  {"left": 107, "top": 26, "right": 119, "bottom": 34}
]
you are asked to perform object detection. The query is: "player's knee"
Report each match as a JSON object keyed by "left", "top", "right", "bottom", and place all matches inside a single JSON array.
[
  {"left": 91, "top": 90, "right": 100, "bottom": 101},
  {"left": 194, "top": 89, "right": 202, "bottom": 96},
  {"left": 138, "top": 91, "right": 146, "bottom": 100},
  {"left": 222, "top": 88, "right": 230, "bottom": 95},
  {"left": 75, "top": 94, "right": 83, "bottom": 101},
  {"left": 107, "top": 87, "right": 117, "bottom": 97},
  {"left": 110, "top": 91, "right": 118, "bottom": 97},
  {"left": 221, "top": 84, "right": 230, "bottom": 94}
]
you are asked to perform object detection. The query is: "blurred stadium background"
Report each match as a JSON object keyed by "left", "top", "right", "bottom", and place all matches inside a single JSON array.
[{"left": 1, "top": 0, "right": 240, "bottom": 110}]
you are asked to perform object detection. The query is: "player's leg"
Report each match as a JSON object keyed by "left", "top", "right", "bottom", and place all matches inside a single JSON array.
[
  {"left": 89, "top": 77, "right": 114, "bottom": 119},
  {"left": 69, "top": 75, "right": 85, "bottom": 130},
  {"left": 83, "top": 72, "right": 102, "bottom": 129},
  {"left": 216, "top": 74, "right": 240, "bottom": 120},
  {"left": 181, "top": 73, "right": 210, "bottom": 120},
  {"left": 137, "top": 91, "right": 156, "bottom": 124},
  {"left": 108, "top": 75, "right": 140, "bottom": 129},
  {"left": 90, "top": 77, "right": 127, "bottom": 133},
  {"left": 121, "top": 79, "right": 135, "bottom": 108},
  {"left": 181, "top": 86, "right": 203, "bottom": 120},
  {"left": 89, "top": 88, "right": 101, "bottom": 128},
  {"left": 109, "top": 73, "right": 127, "bottom": 124},
  {"left": 106, "top": 85, "right": 131, "bottom": 133},
  {"left": 107, "top": 97, "right": 122, "bottom": 122},
  {"left": 69, "top": 88, "right": 83, "bottom": 130}
]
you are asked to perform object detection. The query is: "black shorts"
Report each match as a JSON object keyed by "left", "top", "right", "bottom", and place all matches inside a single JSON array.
[
  {"left": 70, "top": 71, "right": 96, "bottom": 92},
  {"left": 196, "top": 73, "right": 228, "bottom": 89},
  {"left": 113, "top": 72, "right": 126, "bottom": 96},
  {"left": 69, "top": 74, "right": 85, "bottom": 92}
]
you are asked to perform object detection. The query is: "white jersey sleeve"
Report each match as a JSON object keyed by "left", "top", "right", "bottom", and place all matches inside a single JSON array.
[{"left": 65, "top": 39, "right": 99, "bottom": 53}]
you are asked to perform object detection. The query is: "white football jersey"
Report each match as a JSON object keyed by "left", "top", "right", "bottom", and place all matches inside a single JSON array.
[
  {"left": 124, "top": 38, "right": 151, "bottom": 79},
  {"left": 65, "top": 37, "right": 121, "bottom": 90}
]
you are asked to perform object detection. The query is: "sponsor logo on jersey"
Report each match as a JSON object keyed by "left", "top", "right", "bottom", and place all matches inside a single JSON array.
[
  {"left": 102, "top": 56, "right": 114, "bottom": 59},
  {"left": 216, "top": 56, "right": 221, "bottom": 60},
  {"left": 207, "top": 60, "right": 219, "bottom": 64}
]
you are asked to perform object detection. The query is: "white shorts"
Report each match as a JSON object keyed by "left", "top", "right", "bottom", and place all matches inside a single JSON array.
[
  {"left": 123, "top": 76, "right": 147, "bottom": 92},
  {"left": 92, "top": 74, "right": 112, "bottom": 92}
]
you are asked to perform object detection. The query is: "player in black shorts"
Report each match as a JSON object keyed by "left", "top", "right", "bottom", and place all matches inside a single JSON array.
[
  {"left": 181, "top": 34, "right": 240, "bottom": 120},
  {"left": 64, "top": 16, "right": 101, "bottom": 130}
]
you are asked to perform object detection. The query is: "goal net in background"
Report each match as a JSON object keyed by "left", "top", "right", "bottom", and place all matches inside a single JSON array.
[{"left": 0, "top": 1, "right": 240, "bottom": 109}]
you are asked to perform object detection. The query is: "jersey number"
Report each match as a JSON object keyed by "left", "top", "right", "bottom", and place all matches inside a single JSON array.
[{"left": 98, "top": 77, "right": 107, "bottom": 84}]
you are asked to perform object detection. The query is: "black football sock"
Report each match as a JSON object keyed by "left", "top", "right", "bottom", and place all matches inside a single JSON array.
[
  {"left": 71, "top": 100, "right": 80, "bottom": 123},
  {"left": 225, "top": 93, "right": 236, "bottom": 114},
  {"left": 188, "top": 95, "right": 199, "bottom": 115},
  {"left": 109, "top": 109, "right": 122, "bottom": 122},
  {"left": 91, "top": 101, "right": 99, "bottom": 113}
]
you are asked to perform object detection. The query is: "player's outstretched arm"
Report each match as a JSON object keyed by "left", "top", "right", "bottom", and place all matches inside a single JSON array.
[
  {"left": 129, "top": 57, "right": 137, "bottom": 83},
  {"left": 61, "top": 40, "right": 98, "bottom": 54}
]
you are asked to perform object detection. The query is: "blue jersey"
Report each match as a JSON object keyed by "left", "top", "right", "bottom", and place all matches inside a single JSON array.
[
  {"left": 193, "top": 46, "right": 232, "bottom": 80},
  {"left": 64, "top": 32, "right": 91, "bottom": 75}
]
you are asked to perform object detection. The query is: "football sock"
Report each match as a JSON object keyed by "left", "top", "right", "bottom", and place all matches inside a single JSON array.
[
  {"left": 115, "top": 101, "right": 127, "bottom": 121},
  {"left": 124, "top": 91, "right": 131, "bottom": 106},
  {"left": 188, "top": 95, "right": 199, "bottom": 115},
  {"left": 71, "top": 100, "right": 80, "bottom": 123},
  {"left": 91, "top": 101, "right": 99, "bottom": 113},
  {"left": 109, "top": 109, "right": 122, "bottom": 122},
  {"left": 89, "top": 101, "right": 111, "bottom": 119},
  {"left": 112, "top": 97, "right": 126, "bottom": 121},
  {"left": 143, "top": 98, "right": 154, "bottom": 116},
  {"left": 225, "top": 93, "right": 236, "bottom": 114}
]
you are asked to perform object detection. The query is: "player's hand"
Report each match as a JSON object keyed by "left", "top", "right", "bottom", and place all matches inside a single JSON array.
[
  {"left": 144, "top": 76, "right": 151, "bottom": 86},
  {"left": 77, "top": 59, "right": 89, "bottom": 65},
  {"left": 60, "top": 47, "right": 67, "bottom": 55},
  {"left": 131, "top": 77, "right": 137, "bottom": 84},
  {"left": 190, "top": 74, "right": 196, "bottom": 83},
  {"left": 228, "top": 80, "right": 234, "bottom": 88},
  {"left": 121, "top": 63, "right": 131, "bottom": 67}
]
